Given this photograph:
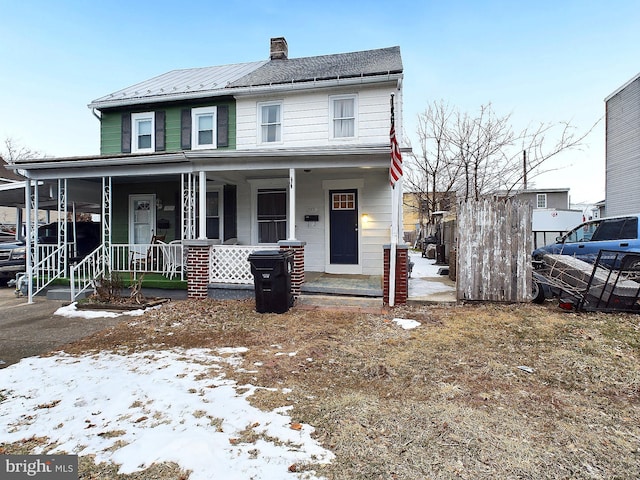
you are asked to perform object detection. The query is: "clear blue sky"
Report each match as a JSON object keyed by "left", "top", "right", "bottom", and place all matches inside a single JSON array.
[{"left": 1, "top": 0, "right": 638, "bottom": 204}]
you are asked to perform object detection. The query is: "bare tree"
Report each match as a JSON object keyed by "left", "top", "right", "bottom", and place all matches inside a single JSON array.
[
  {"left": 407, "top": 102, "right": 598, "bottom": 214},
  {"left": 404, "top": 101, "right": 460, "bottom": 237},
  {"left": 2, "top": 137, "right": 43, "bottom": 164}
]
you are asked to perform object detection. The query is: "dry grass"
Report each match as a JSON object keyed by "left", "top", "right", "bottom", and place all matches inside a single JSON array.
[{"left": 4, "top": 298, "right": 640, "bottom": 479}]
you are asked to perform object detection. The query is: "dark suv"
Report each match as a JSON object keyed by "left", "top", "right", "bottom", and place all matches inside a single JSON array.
[{"left": 0, "top": 222, "right": 101, "bottom": 286}]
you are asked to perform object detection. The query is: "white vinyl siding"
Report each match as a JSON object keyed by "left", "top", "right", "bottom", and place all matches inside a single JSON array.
[{"left": 235, "top": 83, "right": 398, "bottom": 149}]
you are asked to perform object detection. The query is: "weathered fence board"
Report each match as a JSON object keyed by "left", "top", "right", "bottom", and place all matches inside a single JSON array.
[{"left": 457, "top": 200, "right": 532, "bottom": 302}]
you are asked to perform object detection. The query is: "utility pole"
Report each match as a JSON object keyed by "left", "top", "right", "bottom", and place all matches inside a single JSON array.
[{"left": 522, "top": 150, "right": 527, "bottom": 190}]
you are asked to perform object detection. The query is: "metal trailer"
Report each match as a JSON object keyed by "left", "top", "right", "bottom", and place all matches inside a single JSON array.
[{"left": 533, "top": 250, "right": 640, "bottom": 313}]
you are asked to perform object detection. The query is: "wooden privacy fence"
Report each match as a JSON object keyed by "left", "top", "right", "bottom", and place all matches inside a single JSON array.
[{"left": 457, "top": 200, "right": 532, "bottom": 302}]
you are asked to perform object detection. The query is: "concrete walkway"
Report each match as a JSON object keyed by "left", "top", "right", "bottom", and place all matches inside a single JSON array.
[{"left": 0, "top": 287, "right": 122, "bottom": 369}]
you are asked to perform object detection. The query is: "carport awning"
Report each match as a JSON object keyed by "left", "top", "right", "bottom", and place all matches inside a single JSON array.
[{"left": 0, "top": 180, "right": 101, "bottom": 212}]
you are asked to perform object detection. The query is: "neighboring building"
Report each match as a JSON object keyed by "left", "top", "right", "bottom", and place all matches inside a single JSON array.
[
  {"left": 402, "top": 191, "right": 454, "bottom": 245},
  {"left": 605, "top": 72, "right": 640, "bottom": 217},
  {"left": 495, "top": 188, "right": 571, "bottom": 210},
  {"left": 494, "top": 188, "right": 586, "bottom": 248},
  {"left": 10, "top": 37, "right": 406, "bottom": 300}
]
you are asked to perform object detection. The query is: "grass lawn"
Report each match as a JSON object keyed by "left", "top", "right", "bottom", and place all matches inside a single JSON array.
[{"left": 3, "top": 299, "right": 639, "bottom": 479}]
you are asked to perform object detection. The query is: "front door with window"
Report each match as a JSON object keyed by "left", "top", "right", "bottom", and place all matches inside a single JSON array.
[
  {"left": 129, "top": 194, "right": 156, "bottom": 254},
  {"left": 329, "top": 190, "right": 358, "bottom": 265}
]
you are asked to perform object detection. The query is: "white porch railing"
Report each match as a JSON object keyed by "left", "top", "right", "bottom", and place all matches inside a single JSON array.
[
  {"left": 209, "top": 245, "right": 262, "bottom": 284},
  {"left": 33, "top": 244, "right": 65, "bottom": 297},
  {"left": 70, "top": 245, "right": 106, "bottom": 301},
  {"left": 111, "top": 242, "right": 184, "bottom": 280}
]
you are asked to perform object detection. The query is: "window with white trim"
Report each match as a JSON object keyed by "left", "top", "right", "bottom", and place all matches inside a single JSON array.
[
  {"left": 132, "top": 112, "right": 154, "bottom": 153},
  {"left": 330, "top": 95, "right": 356, "bottom": 139},
  {"left": 536, "top": 193, "right": 547, "bottom": 209},
  {"left": 191, "top": 106, "right": 217, "bottom": 150},
  {"left": 257, "top": 188, "right": 287, "bottom": 243},
  {"left": 258, "top": 101, "right": 282, "bottom": 143}
]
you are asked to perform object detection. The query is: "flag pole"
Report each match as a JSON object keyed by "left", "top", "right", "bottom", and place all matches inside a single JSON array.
[{"left": 389, "top": 94, "right": 400, "bottom": 307}]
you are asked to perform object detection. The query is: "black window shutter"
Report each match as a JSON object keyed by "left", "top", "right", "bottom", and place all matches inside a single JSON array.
[
  {"left": 121, "top": 113, "right": 131, "bottom": 153},
  {"left": 155, "top": 111, "right": 166, "bottom": 152},
  {"left": 217, "top": 105, "right": 229, "bottom": 148},
  {"left": 223, "top": 184, "right": 237, "bottom": 240},
  {"left": 181, "top": 108, "right": 192, "bottom": 150}
]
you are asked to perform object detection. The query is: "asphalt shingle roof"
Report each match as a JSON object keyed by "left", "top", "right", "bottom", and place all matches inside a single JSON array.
[{"left": 228, "top": 46, "right": 403, "bottom": 87}]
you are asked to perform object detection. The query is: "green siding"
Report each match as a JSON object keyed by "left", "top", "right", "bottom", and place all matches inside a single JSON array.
[
  {"left": 100, "top": 111, "right": 122, "bottom": 155},
  {"left": 112, "top": 182, "right": 181, "bottom": 243},
  {"left": 100, "top": 101, "right": 236, "bottom": 154}
]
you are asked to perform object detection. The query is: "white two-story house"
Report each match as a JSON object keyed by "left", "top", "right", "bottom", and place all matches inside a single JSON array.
[{"left": 12, "top": 37, "right": 406, "bottom": 301}]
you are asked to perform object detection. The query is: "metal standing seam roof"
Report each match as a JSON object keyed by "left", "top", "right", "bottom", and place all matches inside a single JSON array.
[
  {"left": 88, "top": 60, "right": 268, "bottom": 109},
  {"left": 88, "top": 46, "right": 403, "bottom": 110}
]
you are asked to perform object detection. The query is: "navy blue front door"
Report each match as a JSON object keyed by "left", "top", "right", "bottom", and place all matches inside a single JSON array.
[{"left": 329, "top": 189, "right": 358, "bottom": 264}]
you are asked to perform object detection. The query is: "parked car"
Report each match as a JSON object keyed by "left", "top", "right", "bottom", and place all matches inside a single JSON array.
[
  {"left": 532, "top": 214, "right": 640, "bottom": 267},
  {"left": 0, "top": 239, "right": 27, "bottom": 285},
  {"left": 0, "top": 221, "right": 100, "bottom": 286},
  {"left": 531, "top": 214, "right": 640, "bottom": 302}
]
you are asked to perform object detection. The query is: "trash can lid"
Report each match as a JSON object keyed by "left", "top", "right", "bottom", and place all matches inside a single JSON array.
[{"left": 248, "top": 250, "right": 282, "bottom": 259}]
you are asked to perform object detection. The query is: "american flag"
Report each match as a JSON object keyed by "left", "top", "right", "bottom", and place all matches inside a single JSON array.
[{"left": 389, "top": 95, "right": 403, "bottom": 188}]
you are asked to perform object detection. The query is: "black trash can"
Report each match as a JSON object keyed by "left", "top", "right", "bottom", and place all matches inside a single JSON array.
[{"left": 248, "top": 250, "right": 294, "bottom": 313}]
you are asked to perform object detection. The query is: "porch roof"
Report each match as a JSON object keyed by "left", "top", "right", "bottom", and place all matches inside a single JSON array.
[{"left": 10, "top": 144, "right": 402, "bottom": 180}]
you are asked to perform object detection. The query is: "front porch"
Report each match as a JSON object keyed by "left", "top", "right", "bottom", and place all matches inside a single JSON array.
[{"left": 44, "top": 238, "right": 383, "bottom": 300}]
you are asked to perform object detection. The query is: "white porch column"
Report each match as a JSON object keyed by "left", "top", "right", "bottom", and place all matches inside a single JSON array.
[
  {"left": 25, "top": 178, "right": 33, "bottom": 303},
  {"left": 102, "top": 177, "right": 112, "bottom": 272},
  {"left": 58, "top": 179, "right": 68, "bottom": 275},
  {"left": 198, "top": 171, "right": 207, "bottom": 239},
  {"left": 288, "top": 168, "right": 296, "bottom": 241}
]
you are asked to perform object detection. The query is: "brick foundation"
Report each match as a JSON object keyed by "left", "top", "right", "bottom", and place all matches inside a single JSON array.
[
  {"left": 279, "top": 241, "right": 306, "bottom": 297},
  {"left": 383, "top": 244, "right": 409, "bottom": 306},
  {"left": 184, "top": 240, "right": 216, "bottom": 299}
]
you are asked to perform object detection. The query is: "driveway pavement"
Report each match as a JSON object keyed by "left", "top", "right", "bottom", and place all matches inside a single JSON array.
[{"left": 0, "top": 287, "right": 122, "bottom": 369}]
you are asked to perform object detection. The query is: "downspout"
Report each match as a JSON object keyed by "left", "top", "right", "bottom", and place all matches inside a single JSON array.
[
  {"left": 288, "top": 168, "right": 296, "bottom": 240},
  {"left": 91, "top": 108, "right": 101, "bottom": 121}
]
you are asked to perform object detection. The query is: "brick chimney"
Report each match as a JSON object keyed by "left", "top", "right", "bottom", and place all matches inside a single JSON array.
[{"left": 270, "top": 37, "right": 288, "bottom": 60}]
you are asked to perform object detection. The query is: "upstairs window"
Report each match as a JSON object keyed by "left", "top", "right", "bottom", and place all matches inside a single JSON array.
[
  {"left": 259, "top": 101, "right": 282, "bottom": 143},
  {"left": 330, "top": 95, "right": 356, "bottom": 139},
  {"left": 536, "top": 193, "right": 547, "bottom": 209},
  {"left": 191, "top": 106, "right": 217, "bottom": 150},
  {"left": 132, "top": 112, "right": 154, "bottom": 153}
]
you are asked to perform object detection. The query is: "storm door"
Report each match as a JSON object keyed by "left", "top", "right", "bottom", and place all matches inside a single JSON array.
[
  {"left": 329, "top": 189, "right": 358, "bottom": 264},
  {"left": 129, "top": 194, "right": 156, "bottom": 254}
]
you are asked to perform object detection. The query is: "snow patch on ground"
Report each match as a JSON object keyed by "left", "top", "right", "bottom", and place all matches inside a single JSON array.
[{"left": 0, "top": 348, "right": 334, "bottom": 479}]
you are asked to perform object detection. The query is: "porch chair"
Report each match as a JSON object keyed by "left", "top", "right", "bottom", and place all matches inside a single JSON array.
[
  {"left": 129, "top": 234, "right": 165, "bottom": 274},
  {"left": 159, "top": 240, "right": 184, "bottom": 279}
]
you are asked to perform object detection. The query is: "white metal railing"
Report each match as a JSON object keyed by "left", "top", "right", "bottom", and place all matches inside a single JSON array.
[
  {"left": 111, "top": 242, "right": 184, "bottom": 280},
  {"left": 209, "top": 245, "right": 262, "bottom": 284},
  {"left": 33, "top": 244, "right": 65, "bottom": 297},
  {"left": 70, "top": 245, "right": 106, "bottom": 301}
]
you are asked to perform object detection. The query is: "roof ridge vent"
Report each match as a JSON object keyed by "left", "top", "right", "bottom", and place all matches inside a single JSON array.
[{"left": 270, "top": 37, "right": 288, "bottom": 60}]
